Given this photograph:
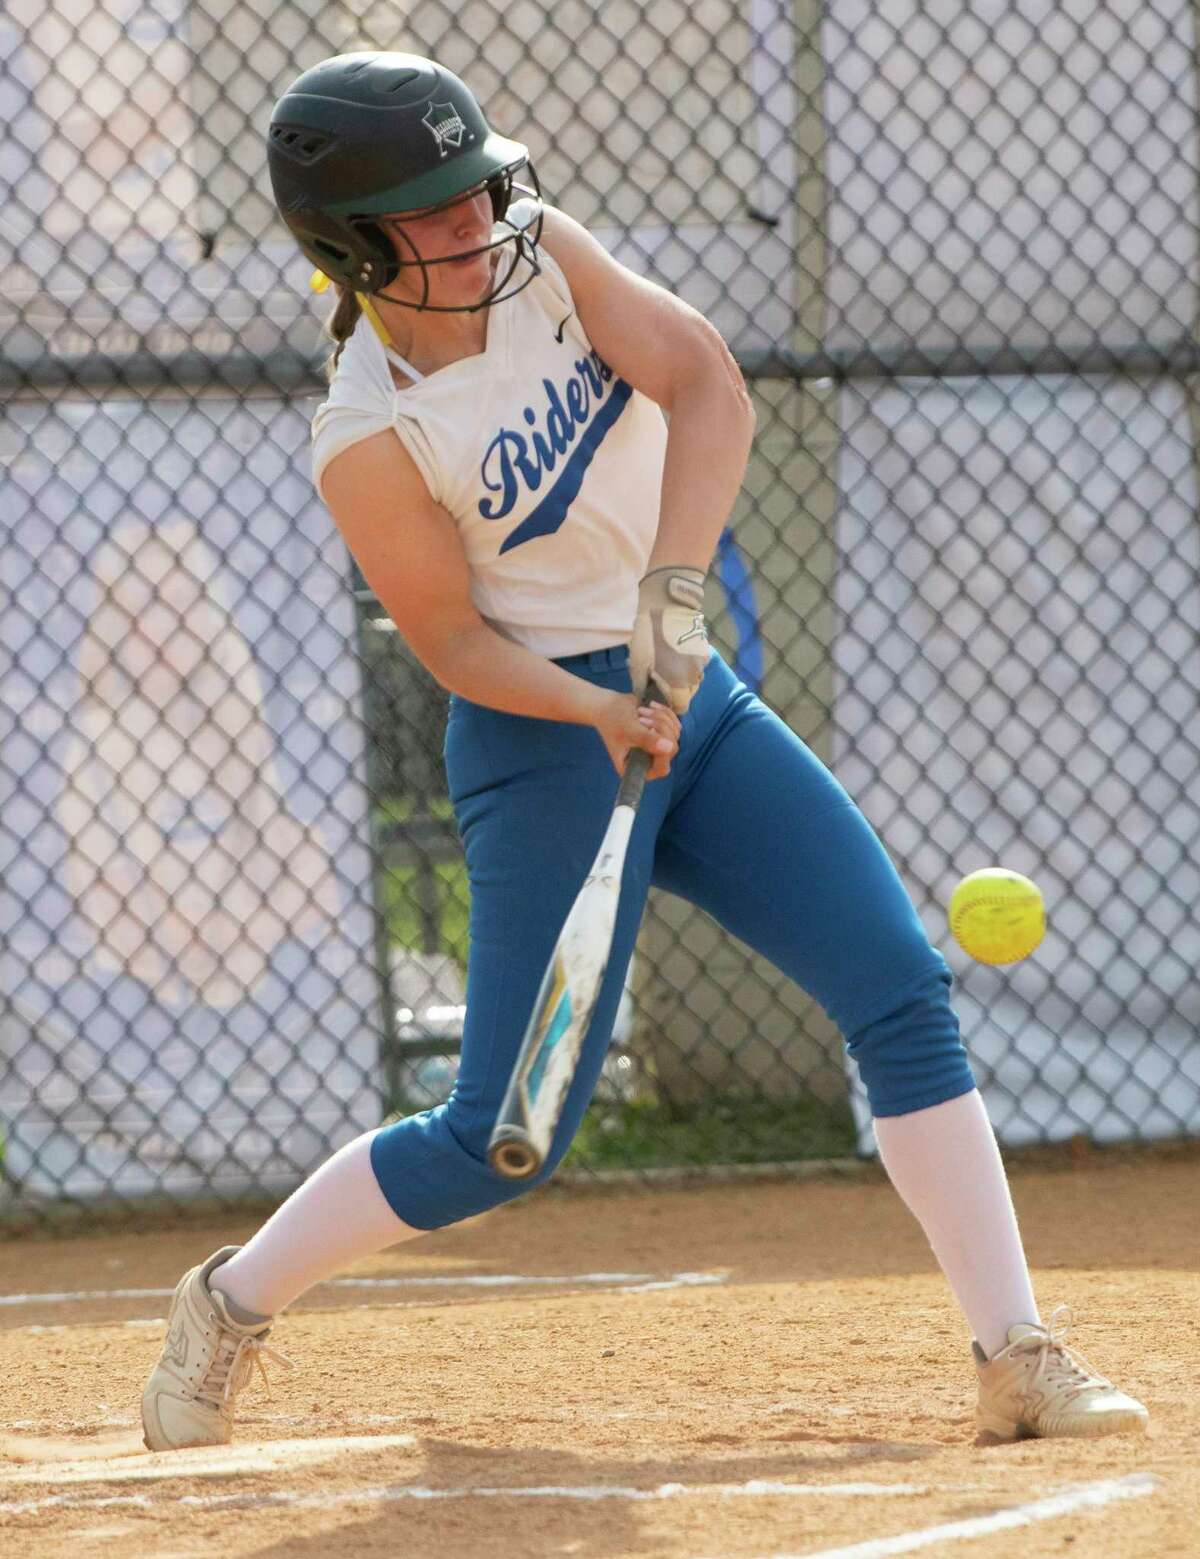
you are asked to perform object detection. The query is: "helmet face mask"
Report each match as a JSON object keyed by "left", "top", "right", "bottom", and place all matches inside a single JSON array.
[
  {"left": 268, "top": 52, "right": 544, "bottom": 312},
  {"left": 369, "top": 171, "right": 545, "bottom": 314}
]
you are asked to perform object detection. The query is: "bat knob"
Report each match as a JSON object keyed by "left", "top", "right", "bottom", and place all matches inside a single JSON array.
[{"left": 488, "top": 1128, "right": 542, "bottom": 1180}]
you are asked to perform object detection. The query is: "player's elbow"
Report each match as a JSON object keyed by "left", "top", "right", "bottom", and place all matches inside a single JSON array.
[
  {"left": 712, "top": 325, "right": 755, "bottom": 427},
  {"left": 673, "top": 318, "right": 755, "bottom": 437}
]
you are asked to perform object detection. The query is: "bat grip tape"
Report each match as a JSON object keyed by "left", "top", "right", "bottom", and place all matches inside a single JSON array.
[
  {"left": 616, "top": 687, "right": 667, "bottom": 810},
  {"left": 615, "top": 745, "right": 652, "bottom": 810}
]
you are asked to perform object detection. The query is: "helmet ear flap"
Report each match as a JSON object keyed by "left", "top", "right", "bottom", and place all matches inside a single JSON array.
[
  {"left": 351, "top": 220, "right": 400, "bottom": 290},
  {"left": 293, "top": 208, "right": 398, "bottom": 291}
]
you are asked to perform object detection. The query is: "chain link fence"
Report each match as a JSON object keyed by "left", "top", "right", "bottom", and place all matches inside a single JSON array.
[{"left": 2, "top": 0, "right": 1199, "bottom": 1226}]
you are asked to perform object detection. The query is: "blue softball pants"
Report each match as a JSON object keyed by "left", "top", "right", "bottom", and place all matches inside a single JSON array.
[{"left": 370, "top": 647, "right": 975, "bottom": 1229}]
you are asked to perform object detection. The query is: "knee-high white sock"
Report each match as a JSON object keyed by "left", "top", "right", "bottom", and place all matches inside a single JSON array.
[
  {"left": 210, "top": 1129, "right": 417, "bottom": 1319},
  {"left": 872, "top": 1090, "right": 1039, "bottom": 1359}
]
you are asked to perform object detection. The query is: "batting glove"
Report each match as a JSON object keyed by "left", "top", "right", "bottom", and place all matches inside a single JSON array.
[{"left": 629, "top": 565, "right": 710, "bottom": 714}]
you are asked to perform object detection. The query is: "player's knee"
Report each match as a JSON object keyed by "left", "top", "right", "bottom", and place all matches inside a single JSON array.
[
  {"left": 368, "top": 1103, "right": 545, "bottom": 1229},
  {"left": 846, "top": 967, "right": 976, "bottom": 1117}
]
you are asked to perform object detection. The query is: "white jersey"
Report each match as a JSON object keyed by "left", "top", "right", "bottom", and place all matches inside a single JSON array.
[{"left": 310, "top": 248, "right": 668, "bottom": 657}]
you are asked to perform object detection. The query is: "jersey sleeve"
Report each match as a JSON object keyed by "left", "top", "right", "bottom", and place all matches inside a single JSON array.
[
  {"left": 309, "top": 321, "right": 446, "bottom": 507},
  {"left": 524, "top": 240, "right": 594, "bottom": 357},
  {"left": 310, "top": 399, "right": 392, "bottom": 503}
]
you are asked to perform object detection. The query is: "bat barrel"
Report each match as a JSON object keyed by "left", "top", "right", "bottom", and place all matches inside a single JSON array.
[
  {"left": 488, "top": 1127, "right": 542, "bottom": 1180},
  {"left": 485, "top": 718, "right": 662, "bottom": 1186}
]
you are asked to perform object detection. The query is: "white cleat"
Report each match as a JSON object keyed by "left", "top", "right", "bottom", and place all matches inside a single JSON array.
[
  {"left": 141, "top": 1246, "right": 291, "bottom": 1452},
  {"left": 973, "top": 1306, "right": 1149, "bottom": 1442}
]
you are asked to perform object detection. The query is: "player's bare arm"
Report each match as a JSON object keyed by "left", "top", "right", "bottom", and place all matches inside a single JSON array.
[
  {"left": 538, "top": 206, "right": 756, "bottom": 577},
  {"left": 539, "top": 208, "right": 755, "bottom": 710},
  {"left": 319, "top": 427, "right": 679, "bottom": 778}
]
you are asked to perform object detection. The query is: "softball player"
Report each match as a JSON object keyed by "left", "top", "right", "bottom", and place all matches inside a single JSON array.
[{"left": 142, "top": 51, "right": 1146, "bottom": 1451}]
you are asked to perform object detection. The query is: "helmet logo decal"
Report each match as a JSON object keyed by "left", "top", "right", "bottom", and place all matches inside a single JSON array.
[{"left": 422, "top": 101, "right": 467, "bottom": 157}]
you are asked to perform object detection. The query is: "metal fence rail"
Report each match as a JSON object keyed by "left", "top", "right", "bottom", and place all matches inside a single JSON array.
[{"left": 2, "top": 0, "right": 1198, "bottom": 1225}]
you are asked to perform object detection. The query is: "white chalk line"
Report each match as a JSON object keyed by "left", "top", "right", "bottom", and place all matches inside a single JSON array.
[
  {"left": 728, "top": 1473, "right": 1159, "bottom": 1559},
  {"left": 0, "top": 1475, "right": 966, "bottom": 1520},
  {"left": 0, "top": 1436, "right": 1156, "bottom": 1542},
  {"left": 0, "top": 1270, "right": 724, "bottom": 1310},
  {"left": 0, "top": 1434, "right": 417, "bottom": 1487}
]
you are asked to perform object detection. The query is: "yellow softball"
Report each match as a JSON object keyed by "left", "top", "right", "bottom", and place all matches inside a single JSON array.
[{"left": 948, "top": 868, "right": 1045, "bottom": 965}]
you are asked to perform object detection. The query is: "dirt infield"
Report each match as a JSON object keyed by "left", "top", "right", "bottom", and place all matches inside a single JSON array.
[{"left": 0, "top": 1154, "right": 1196, "bottom": 1558}]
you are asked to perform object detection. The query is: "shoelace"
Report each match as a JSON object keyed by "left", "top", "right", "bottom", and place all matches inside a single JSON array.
[
  {"left": 1027, "top": 1305, "right": 1112, "bottom": 1403},
  {"left": 197, "top": 1325, "right": 293, "bottom": 1410}
]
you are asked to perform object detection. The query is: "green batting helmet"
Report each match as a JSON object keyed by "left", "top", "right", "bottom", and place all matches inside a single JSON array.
[{"left": 267, "top": 52, "right": 541, "bottom": 301}]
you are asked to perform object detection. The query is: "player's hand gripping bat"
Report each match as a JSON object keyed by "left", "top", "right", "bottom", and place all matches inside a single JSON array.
[{"left": 487, "top": 699, "right": 663, "bottom": 1179}]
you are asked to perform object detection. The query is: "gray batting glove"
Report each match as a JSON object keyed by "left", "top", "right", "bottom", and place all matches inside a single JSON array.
[{"left": 629, "top": 565, "right": 710, "bottom": 714}]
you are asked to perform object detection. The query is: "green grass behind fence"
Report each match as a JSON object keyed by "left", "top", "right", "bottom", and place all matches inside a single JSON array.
[
  {"left": 378, "top": 859, "right": 470, "bottom": 966},
  {"left": 564, "top": 1094, "right": 857, "bottom": 1171}
]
